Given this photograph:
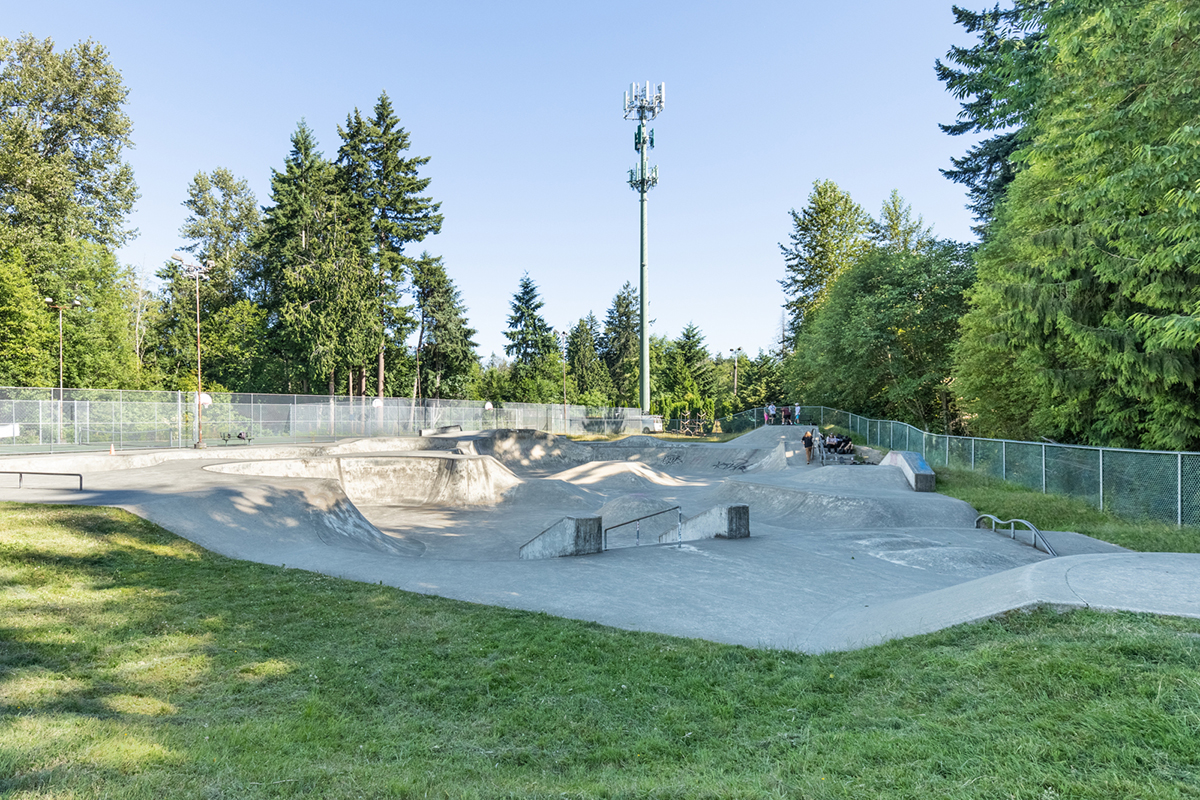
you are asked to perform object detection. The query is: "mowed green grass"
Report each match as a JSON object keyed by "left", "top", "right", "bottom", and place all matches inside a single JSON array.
[
  {"left": 2, "top": 503, "right": 1199, "bottom": 799},
  {"left": 935, "top": 467, "right": 1200, "bottom": 554}
]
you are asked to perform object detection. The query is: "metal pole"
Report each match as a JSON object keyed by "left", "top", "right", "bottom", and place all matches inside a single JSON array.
[
  {"left": 1002, "top": 441, "right": 1006, "bottom": 480},
  {"left": 1042, "top": 444, "right": 1046, "bottom": 493},
  {"left": 638, "top": 135, "right": 650, "bottom": 414},
  {"left": 1099, "top": 449, "right": 1104, "bottom": 512},
  {"left": 57, "top": 307, "right": 63, "bottom": 444},
  {"left": 1178, "top": 452, "right": 1183, "bottom": 527}
]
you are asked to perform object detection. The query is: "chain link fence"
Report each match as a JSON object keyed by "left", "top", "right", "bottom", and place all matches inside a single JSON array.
[
  {"left": 713, "top": 404, "right": 1199, "bottom": 527},
  {"left": 0, "top": 387, "right": 654, "bottom": 455}
]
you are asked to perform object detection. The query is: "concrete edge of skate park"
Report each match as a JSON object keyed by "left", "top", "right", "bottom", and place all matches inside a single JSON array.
[
  {"left": 518, "top": 503, "right": 752, "bottom": 559},
  {"left": 880, "top": 450, "right": 936, "bottom": 492},
  {"left": 819, "top": 551, "right": 1200, "bottom": 652}
]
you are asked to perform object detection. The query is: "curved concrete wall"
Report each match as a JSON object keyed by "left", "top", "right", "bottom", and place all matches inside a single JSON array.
[{"left": 205, "top": 453, "right": 520, "bottom": 507}]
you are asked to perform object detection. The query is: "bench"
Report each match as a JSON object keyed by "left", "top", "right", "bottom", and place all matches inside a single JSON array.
[{"left": 220, "top": 431, "right": 254, "bottom": 445}]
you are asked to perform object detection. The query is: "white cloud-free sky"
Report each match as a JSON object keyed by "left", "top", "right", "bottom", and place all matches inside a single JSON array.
[{"left": 11, "top": 1, "right": 983, "bottom": 360}]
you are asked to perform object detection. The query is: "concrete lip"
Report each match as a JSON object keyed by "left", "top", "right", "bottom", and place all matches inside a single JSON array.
[{"left": 0, "top": 424, "right": 1196, "bottom": 652}]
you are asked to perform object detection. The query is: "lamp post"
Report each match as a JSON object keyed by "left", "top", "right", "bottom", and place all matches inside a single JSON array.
[
  {"left": 556, "top": 329, "right": 568, "bottom": 435},
  {"left": 729, "top": 347, "right": 744, "bottom": 396},
  {"left": 171, "top": 254, "right": 212, "bottom": 448},
  {"left": 44, "top": 296, "right": 81, "bottom": 444}
]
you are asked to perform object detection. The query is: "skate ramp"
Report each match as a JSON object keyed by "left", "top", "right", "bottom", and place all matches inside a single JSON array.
[
  {"left": 546, "top": 460, "right": 697, "bottom": 487},
  {"left": 465, "top": 429, "right": 594, "bottom": 470},
  {"left": 585, "top": 440, "right": 786, "bottom": 476},
  {"left": 712, "top": 477, "right": 977, "bottom": 529},
  {"left": 205, "top": 453, "right": 520, "bottom": 507}
]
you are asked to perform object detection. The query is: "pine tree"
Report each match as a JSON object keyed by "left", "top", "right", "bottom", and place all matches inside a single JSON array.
[
  {"left": 870, "top": 190, "right": 935, "bottom": 254},
  {"left": 503, "top": 273, "right": 559, "bottom": 402},
  {"left": 935, "top": 2, "right": 1047, "bottom": 234},
  {"left": 566, "top": 314, "right": 612, "bottom": 405},
  {"left": 953, "top": 0, "right": 1200, "bottom": 449},
  {"left": 257, "top": 122, "right": 379, "bottom": 394},
  {"left": 672, "top": 322, "right": 715, "bottom": 397},
  {"left": 778, "top": 180, "right": 871, "bottom": 339},
  {"left": 412, "top": 255, "right": 477, "bottom": 399},
  {"left": 338, "top": 92, "right": 442, "bottom": 396},
  {"left": 599, "top": 282, "right": 640, "bottom": 408}
]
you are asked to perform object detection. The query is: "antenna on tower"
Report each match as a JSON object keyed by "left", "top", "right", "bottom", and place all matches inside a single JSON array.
[{"left": 622, "top": 81, "right": 666, "bottom": 414}]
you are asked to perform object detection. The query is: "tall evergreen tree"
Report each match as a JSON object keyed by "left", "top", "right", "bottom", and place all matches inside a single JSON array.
[
  {"left": 411, "top": 255, "right": 477, "bottom": 400},
  {"left": 952, "top": 0, "right": 1200, "bottom": 449},
  {"left": 870, "top": 190, "right": 935, "bottom": 254},
  {"left": 673, "top": 322, "right": 715, "bottom": 397},
  {"left": 256, "top": 121, "right": 379, "bottom": 394},
  {"left": 778, "top": 180, "right": 871, "bottom": 339},
  {"left": 502, "top": 273, "right": 559, "bottom": 402},
  {"left": 337, "top": 91, "right": 442, "bottom": 396},
  {"left": 935, "top": 2, "right": 1047, "bottom": 234},
  {"left": 599, "top": 282, "right": 640, "bottom": 408},
  {"left": 566, "top": 313, "right": 612, "bottom": 405}
]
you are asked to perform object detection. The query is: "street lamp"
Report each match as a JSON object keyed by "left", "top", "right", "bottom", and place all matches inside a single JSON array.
[
  {"left": 729, "top": 347, "right": 744, "bottom": 396},
  {"left": 556, "top": 329, "right": 568, "bottom": 435},
  {"left": 44, "top": 296, "right": 81, "bottom": 444},
  {"left": 171, "top": 254, "right": 212, "bottom": 448}
]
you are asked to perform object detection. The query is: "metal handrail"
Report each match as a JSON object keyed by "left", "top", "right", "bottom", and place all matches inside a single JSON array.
[
  {"left": 0, "top": 470, "right": 83, "bottom": 491},
  {"left": 975, "top": 514, "right": 1057, "bottom": 556},
  {"left": 603, "top": 506, "right": 682, "bottom": 550}
]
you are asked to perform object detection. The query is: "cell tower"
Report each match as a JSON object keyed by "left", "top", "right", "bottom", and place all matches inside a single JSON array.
[{"left": 624, "top": 81, "right": 664, "bottom": 414}]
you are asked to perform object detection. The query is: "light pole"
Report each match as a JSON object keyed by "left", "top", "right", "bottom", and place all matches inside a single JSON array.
[
  {"left": 729, "top": 347, "right": 744, "bottom": 397},
  {"left": 624, "top": 81, "right": 665, "bottom": 413},
  {"left": 44, "top": 296, "right": 81, "bottom": 443},
  {"left": 171, "top": 254, "right": 212, "bottom": 448},
  {"left": 556, "top": 329, "right": 568, "bottom": 435}
]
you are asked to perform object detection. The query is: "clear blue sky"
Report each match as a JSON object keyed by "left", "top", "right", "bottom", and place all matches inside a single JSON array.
[{"left": 11, "top": 1, "right": 983, "bottom": 360}]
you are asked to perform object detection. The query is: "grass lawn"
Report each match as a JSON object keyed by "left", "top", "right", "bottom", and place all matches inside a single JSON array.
[
  {"left": 3, "top": 502, "right": 1200, "bottom": 798},
  {"left": 935, "top": 467, "right": 1200, "bottom": 554}
]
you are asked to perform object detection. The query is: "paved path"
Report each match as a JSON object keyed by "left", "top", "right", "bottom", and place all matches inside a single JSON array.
[{"left": 0, "top": 427, "right": 1196, "bottom": 652}]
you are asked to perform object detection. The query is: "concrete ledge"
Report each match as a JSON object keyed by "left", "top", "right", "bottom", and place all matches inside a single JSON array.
[
  {"left": 519, "top": 516, "right": 602, "bottom": 559},
  {"left": 881, "top": 450, "right": 935, "bottom": 492},
  {"left": 658, "top": 504, "right": 750, "bottom": 543}
]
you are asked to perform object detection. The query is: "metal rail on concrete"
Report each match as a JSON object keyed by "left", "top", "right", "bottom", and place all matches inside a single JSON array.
[
  {"left": 604, "top": 506, "right": 682, "bottom": 550},
  {"left": 975, "top": 513, "right": 1057, "bottom": 556},
  {"left": 0, "top": 470, "right": 83, "bottom": 491}
]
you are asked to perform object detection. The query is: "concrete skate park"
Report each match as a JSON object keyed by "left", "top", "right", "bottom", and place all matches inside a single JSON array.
[{"left": 1, "top": 425, "right": 1197, "bottom": 652}]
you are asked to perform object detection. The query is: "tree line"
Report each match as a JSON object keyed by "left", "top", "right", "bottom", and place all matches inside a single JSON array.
[
  {"left": 0, "top": 33, "right": 776, "bottom": 417},
  {"left": 779, "top": 0, "right": 1200, "bottom": 452}
]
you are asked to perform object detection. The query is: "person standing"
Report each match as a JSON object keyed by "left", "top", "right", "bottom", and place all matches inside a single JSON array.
[
  {"left": 767, "top": 402, "right": 777, "bottom": 425},
  {"left": 802, "top": 428, "right": 814, "bottom": 464},
  {"left": 782, "top": 404, "right": 792, "bottom": 426}
]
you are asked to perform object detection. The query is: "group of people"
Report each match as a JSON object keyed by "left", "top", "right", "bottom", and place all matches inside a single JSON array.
[
  {"left": 797, "top": 428, "right": 854, "bottom": 465},
  {"left": 825, "top": 432, "right": 854, "bottom": 455},
  {"left": 764, "top": 402, "right": 803, "bottom": 426}
]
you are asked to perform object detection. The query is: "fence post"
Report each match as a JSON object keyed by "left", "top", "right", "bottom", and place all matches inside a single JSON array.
[
  {"left": 1178, "top": 452, "right": 1183, "bottom": 527},
  {"left": 971, "top": 438, "right": 975, "bottom": 471},
  {"left": 1099, "top": 449, "right": 1104, "bottom": 512},
  {"left": 1002, "top": 441, "right": 1006, "bottom": 480},
  {"left": 1042, "top": 444, "right": 1046, "bottom": 493},
  {"left": 177, "top": 391, "right": 182, "bottom": 448},
  {"left": 946, "top": 435, "right": 950, "bottom": 466}
]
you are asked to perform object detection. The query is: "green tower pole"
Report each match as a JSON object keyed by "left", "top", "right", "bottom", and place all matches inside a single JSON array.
[
  {"left": 624, "top": 81, "right": 664, "bottom": 415},
  {"left": 638, "top": 125, "right": 650, "bottom": 414}
]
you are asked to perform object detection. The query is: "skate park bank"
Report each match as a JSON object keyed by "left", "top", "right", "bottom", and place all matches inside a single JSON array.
[{"left": 0, "top": 425, "right": 1196, "bottom": 652}]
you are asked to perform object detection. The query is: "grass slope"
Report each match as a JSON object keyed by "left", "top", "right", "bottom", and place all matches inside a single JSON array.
[
  {"left": 2, "top": 503, "right": 1199, "bottom": 798},
  {"left": 935, "top": 468, "right": 1200, "bottom": 554}
]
